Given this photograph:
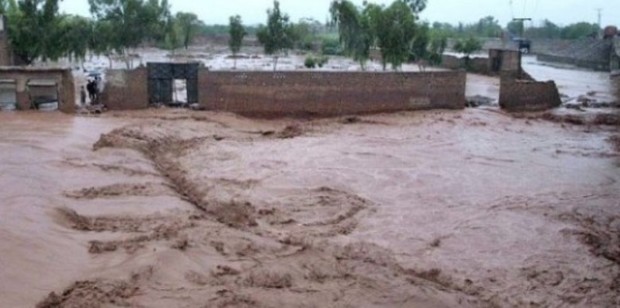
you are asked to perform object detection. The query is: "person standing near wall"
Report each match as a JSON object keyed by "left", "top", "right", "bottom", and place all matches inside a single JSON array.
[
  {"left": 80, "top": 86, "right": 86, "bottom": 105},
  {"left": 86, "top": 79, "right": 96, "bottom": 104}
]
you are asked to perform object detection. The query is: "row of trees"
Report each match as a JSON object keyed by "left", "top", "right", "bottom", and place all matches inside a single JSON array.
[
  {"left": 326, "top": 0, "right": 444, "bottom": 70},
  {"left": 0, "top": 0, "right": 203, "bottom": 66},
  {"left": 1, "top": 0, "right": 605, "bottom": 68},
  {"left": 432, "top": 16, "right": 601, "bottom": 40}
]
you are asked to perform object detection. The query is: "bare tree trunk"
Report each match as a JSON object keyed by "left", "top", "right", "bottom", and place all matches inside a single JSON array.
[{"left": 273, "top": 56, "right": 279, "bottom": 71}]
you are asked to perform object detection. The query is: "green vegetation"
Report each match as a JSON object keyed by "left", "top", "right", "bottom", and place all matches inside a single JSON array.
[
  {"left": 304, "top": 54, "right": 329, "bottom": 68},
  {"left": 374, "top": 0, "right": 416, "bottom": 70},
  {"left": 329, "top": 0, "right": 373, "bottom": 70},
  {"left": 330, "top": 0, "right": 427, "bottom": 71},
  {"left": 256, "top": 0, "right": 294, "bottom": 70},
  {"left": 453, "top": 36, "right": 482, "bottom": 57},
  {"left": 228, "top": 15, "right": 246, "bottom": 69},
  {"left": 453, "top": 36, "right": 482, "bottom": 69},
  {"left": 0, "top": 0, "right": 608, "bottom": 68}
]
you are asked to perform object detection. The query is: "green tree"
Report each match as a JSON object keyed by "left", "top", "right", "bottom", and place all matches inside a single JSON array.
[
  {"left": 428, "top": 30, "right": 447, "bottom": 65},
  {"left": 375, "top": 1, "right": 416, "bottom": 70},
  {"left": 89, "top": 19, "right": 117, "bottom": 67},
  {"left": 8, "top": 0, "right": 63, "bottom": 64},
  {"left": 329, "top": 0, "right": 373, "bottom": 70},
  {"left": 403, "top": 0, "right": 426, "bottom": 13},
  {"left": 506, "top": 20, "right": 524, "bottom": 37},
  {"left": 175, "top": 12, "right": 200, "bottom": 49},
  {"left": 561, "top": 22, "right": 599, "bottom": 39},
  {"left": 453, "top": 36, "right": 482, "bottom": 69},
  {"left": 453, "top": 36, "right": 482, "bottom": 57},
  {"left": 290, "top": 18, "right": 324, "bottom": 51},
  {"left": 525, "top": 19, "right": 561, "bottom": 39},
  {"left": 228, "top": 15, "right": 246, "bottom": 69},
  {"left": 475, "top": 16, "right": 502, "bottom": 37},
  {"left": 55, "top": 15, "right": 92, "bottom": 62},
  {"left": 162, "top": 15, "right": 181, "bottom": 53},
  {"left": 256, "top": 0, "right": 294, "bottom": 70},
  {"left": 410, "top": 22, "right": 428, "bottom": 60},
  {"left": 88, "top": 0, "right": 170, "bottom": 68}
]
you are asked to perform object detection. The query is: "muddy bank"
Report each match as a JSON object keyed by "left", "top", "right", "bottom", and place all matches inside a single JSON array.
[{"left": 0, "top": 109, "right": 618, "bottom": 307}]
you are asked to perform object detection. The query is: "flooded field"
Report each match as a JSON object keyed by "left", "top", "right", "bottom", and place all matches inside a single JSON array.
[
  {"left": 1, "top": 45, "right": 619, "bottom": 307},
  {"left": 0, "top": 108, "right": 618, "bottom": 307}
]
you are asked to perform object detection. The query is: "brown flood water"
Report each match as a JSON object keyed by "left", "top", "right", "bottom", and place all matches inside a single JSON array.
[{"left": 0, "top": 109, "right": 618, "bottom": 307}]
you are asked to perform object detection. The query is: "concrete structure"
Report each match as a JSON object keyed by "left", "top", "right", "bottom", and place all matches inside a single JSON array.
[
  {"left": 0, "top": 67, "right": 75, "bottom": 113},
  {"left": 610, "top": 38, "right": 620, "bottom": 74},
  {"left": 499, "top": 74, "right": 562, "bottom": 112},
  {"left": 441, "top": 48, "right": 521, "bottom": 76},
  {"left": 101, "top": 67, "right": 467, "bottom": 116},
  {"left": 532, "top": 38, "right": 613, "bottom": 71}
]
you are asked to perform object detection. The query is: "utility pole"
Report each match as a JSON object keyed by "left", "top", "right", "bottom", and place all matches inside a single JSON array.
[
  {"left": 596, "top": 8, "right": 602, "bottom": 28},
  {"left": 512, "top": 17, "right": 532, "bottom": 38},
  {"left": 511, "top": 17, "right": 532, "bottom": 77}
]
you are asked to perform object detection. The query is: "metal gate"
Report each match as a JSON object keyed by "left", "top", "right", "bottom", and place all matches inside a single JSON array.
[{"left": 147, "top": 63, "right": 199, "bottom": 105}]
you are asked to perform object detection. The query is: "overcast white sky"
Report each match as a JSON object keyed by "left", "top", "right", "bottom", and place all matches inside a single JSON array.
[{"left": 60, "top": 0, "right": 619, "bottom": 27}]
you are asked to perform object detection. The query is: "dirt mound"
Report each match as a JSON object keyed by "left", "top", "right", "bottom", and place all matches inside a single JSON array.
[
  {"left": 88, "top": 224, "right": 187, "bottom": 254},
  {"left": 257, "top": 187, "right": 369, "bottom": 237},
  {"left": 55, "top": 207, "right": 192, "bottom": 233},
  {"left": 63, "top": 182, "right": 167, "bottom": 200},
  {"left": 211, "top": 201, "right": 257, "bottom": 229},
  {"left": 36, "top": 280, "right": 138, "bottom": 308}
]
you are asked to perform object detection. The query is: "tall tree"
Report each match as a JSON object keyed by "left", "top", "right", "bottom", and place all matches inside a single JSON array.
[
  {"left": 8, "top": 0, "right": 62, "bottom": 64},
  {"left": 228, "top": 15, "right": 246, "bottom": 69},
  {"left": 175, "top": 12, "right": 199, "bottom": 49},
  {"left": 330, "top": 0, "right": 373, "bottom": 70},
  {"left": 453, "top": 36, "right": 482, "bottom": 69},
  {"left": 374, "top": 0, "right": 416, "bottom": 70},
  {"left": 256, "top": 0, "right": 293, "bottom": 70},
  {"left": 88, "top": 0, "right": 170, "bottom": 68},
  {"left": 404, "top": 0, "right": 426, "bottom": 13}
]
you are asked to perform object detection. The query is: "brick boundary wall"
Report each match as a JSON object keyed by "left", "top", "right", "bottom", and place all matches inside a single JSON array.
[
  {"left": 499, "top": 76, "right": 562, "bottom": 112},
  {"left": 101, "top": 69, "right": 467, "bottom": 116},
  {"left": 101, "top": 68, "right": 149, "bottom": 110},
  {"left": 199, "top": 71, "right": 466, "bottom": 117}
]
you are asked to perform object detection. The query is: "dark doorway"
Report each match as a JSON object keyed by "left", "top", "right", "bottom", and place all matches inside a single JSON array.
[{"left": 147, "top": 63, "right": 199, "bottom": 106}]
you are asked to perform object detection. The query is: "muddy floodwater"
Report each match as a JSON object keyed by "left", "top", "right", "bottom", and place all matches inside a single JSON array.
[{"left": 0, "top": 109, "right": 619, "bottom": 307}]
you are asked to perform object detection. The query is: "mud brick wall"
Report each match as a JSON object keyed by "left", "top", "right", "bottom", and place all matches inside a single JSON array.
[
  {"left": 0, "top": 68, "right": 75, "bottom": 113},
  {"left": 101, "top": 68, "right": 148, "bottom": 110},
  {"left": 199, "top": 71, "right": 466, "bottom": 117},
  {"left": 499, "top": 77, "right": 562, "bottom": 112}
]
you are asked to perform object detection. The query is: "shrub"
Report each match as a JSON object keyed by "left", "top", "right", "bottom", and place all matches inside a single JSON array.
[
  {"left": 317, "top": 55, "right": 329, "bottom": 68},
  {"left": 304, "top": 56, "right": 316, "bottom": 68},
  {"left": 321, "top": 36, "right": 343, "bottom": 56}
]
